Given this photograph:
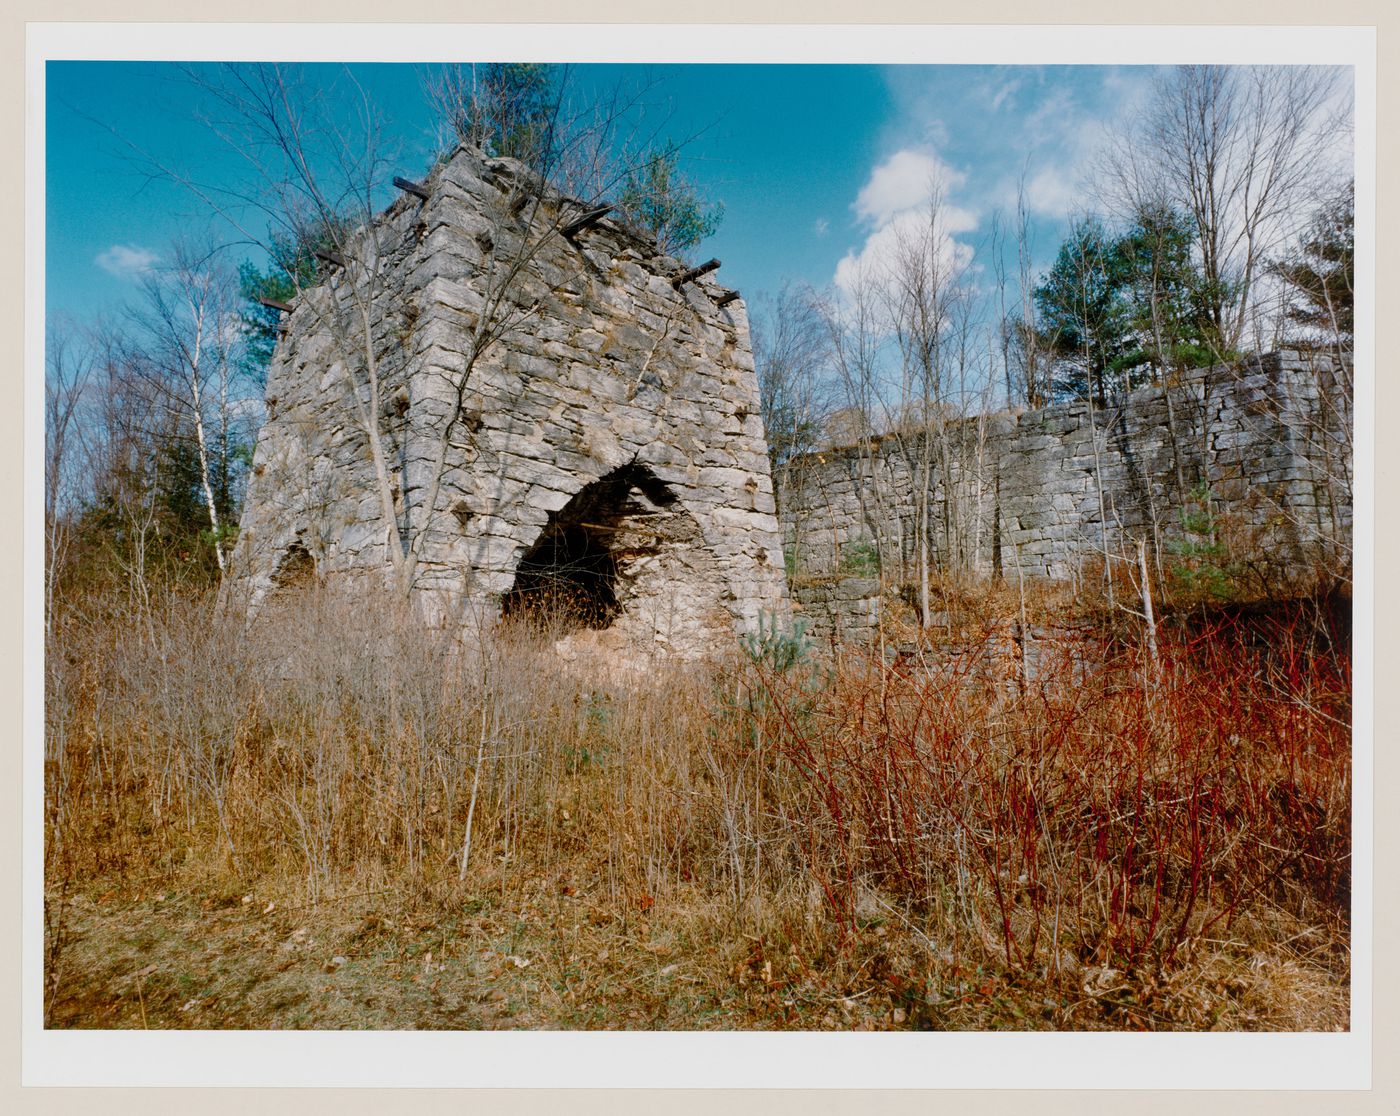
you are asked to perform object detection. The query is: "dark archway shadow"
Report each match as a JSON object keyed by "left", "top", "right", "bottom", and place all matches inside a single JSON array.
[{"left": 501, "top": 463, "right": 679, "bottom": 635}]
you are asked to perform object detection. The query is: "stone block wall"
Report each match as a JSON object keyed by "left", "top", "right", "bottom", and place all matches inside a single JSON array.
[
  {"left": 790, "top": 577, "right": 884, "bottom": 650},
  {"left": 781, "top": 351, "right": 1352, "bottom": 604}
]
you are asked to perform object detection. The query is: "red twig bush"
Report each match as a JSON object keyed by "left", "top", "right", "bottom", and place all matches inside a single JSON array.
[{"left": 735, "top": 602, "right": 1350, "bottom": 974}]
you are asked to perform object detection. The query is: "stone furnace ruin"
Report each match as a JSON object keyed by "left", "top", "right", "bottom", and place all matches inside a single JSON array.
[
  {"left": 225, "top": 144, "right": 1353, "bottom": 658},
  {"left": 227, "top": 146, "right": 789, "bottom": 657}
]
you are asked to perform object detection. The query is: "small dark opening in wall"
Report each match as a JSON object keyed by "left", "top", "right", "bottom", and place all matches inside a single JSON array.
[{"left": 271, "top": 541, "right": 316, "bottom": 593}]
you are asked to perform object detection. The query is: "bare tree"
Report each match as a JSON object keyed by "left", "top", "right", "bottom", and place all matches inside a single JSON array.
[
  {"left": 124, "top": 239, "right": 248, "bottom": 576},
  {"left": 78, "top": 327, "right": 179, "bottom": 633},
  {"left": 1271, "top": 178, "right": 1354, "bottom": 356},
  {"left": 752, "top": 282, "right": 834, "bottom": 570},
  {"left": 1102, "top": 64, "right": 1346, "bottom": 357},
  {"left": 947, "top": 283, "right": 991, "bottom": 576},
  {"left": 44, "top": 324, "right": 93, "bottom": 636},
  {"left": 1095, "top": 128, "right": 1182, "bottom": 382},
  {"left": 1009, "top": 174, "right": 1049, "bottom": 408},
  {"left": 883, "top": 188, "right": 971, "bottom": 625},
  {"left": 989, "top": 209, "right": 1014, "bottom": 407},
  {"left": 816, "top": 270, "right": 896, "bottom": 579}
]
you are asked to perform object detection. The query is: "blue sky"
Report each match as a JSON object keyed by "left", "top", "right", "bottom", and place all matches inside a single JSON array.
[{"left": 46, "top": 61, "right": 1170, "bottom": 330}]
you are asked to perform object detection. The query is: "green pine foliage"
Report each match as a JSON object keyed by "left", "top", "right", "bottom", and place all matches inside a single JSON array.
[
  {"left": 1168, "top": 485, "right": 1240, "bottom": 601},
  {"left": 1114, "top": 205, "right": 1221, "bottom": 373},
  {"left": 237, "top": 227, "right": 343, "bottom": 383},
  {"left": 1034, "top": 210, "right": 1219, "bottom": 403},
  {"left": 1033, "top": 217, "right": 1136, "bottom": 402},
  {"left": 1275, "top": 181, "right": 1354, "bottom": 342},
  {"left": 451, "top": 62, "right": 560, "bottom": 168},
  {"left": 617, "top": 142, "right": 723, "bottom": 259}
]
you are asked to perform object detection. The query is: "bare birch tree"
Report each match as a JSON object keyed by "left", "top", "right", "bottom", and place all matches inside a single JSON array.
[{"left": 125, "top": 240, "right": 246, "bottom": 576}]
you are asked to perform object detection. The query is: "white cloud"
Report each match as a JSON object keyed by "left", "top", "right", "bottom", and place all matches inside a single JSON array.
[
  {"left": 96, "top": 244, "right": 158, "bottom": 280},
  {"left": 813, "top": 217, "right": 829, "bottom": 237},
  {"left": 836, "top": 147, "right": 977, "bottom": 298},
  {"left": 1023, "top": 166, "right": 1079, "bottom": 219},
  {"left": 834, "top": 208, "right": 976, "bottom": 298},
  {"left": 853, "top": 149, "right": 967, "bottom": 228},
  {"left": 985, "top": 75, "right": 1149, "bottom": 222}
]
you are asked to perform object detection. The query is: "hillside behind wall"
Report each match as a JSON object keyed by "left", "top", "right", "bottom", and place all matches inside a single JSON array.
[
  {"left": 227, "top": 146, "right": 788, "bottom": 655},
  {"left": 781, "top": 351, "right": 1352, "bottom": 607}
]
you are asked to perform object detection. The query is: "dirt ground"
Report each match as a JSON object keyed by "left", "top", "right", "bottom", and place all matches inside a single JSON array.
[{"left": 45, "top": 869, "right": 1350, "bottom": 1033}]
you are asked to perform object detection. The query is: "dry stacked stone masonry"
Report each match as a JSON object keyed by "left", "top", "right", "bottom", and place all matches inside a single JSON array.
[
  {"left": 226, "top": 143, "right": 1351, "bottom": 656},
  {"left": 783, "top": 351, "right": 1351, "bottom": 644},
  {"left": 228, "top": 146, "right": 789, "bottom": 657}
]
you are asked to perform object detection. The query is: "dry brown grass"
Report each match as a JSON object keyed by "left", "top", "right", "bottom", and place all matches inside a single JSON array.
[{"left": 43, "top": 580, "right": 1350, "bottom": 1031}]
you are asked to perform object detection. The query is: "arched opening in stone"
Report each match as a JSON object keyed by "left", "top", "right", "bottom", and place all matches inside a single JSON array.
[
  {"left": 505, "top": 521, "right": 621, "bottom": 630},
  {"left": 270, "top": 540, "right": 316, "bottom": 595},
  {"left": 502, "top": 464, "right": 683, "bottom": 636}
]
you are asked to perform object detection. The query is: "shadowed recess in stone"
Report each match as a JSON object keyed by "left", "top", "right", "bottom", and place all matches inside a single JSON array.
[
  {"left": 502, "top": 463, "right": 681, "bottom": 634},
  {"left": 270, "top": 540, "right": 316, "bottom": 595}
]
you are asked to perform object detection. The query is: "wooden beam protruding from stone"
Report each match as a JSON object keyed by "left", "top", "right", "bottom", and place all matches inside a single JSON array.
[
  {"left": 562, "top": 205, "right": 614, "bottom": 238},
  {"left": 258, "top": 297, "right": 294, "bottom": 314},
  {"left": 315, "top": 249, "right": 345, "bottom": 268},
  {"left": 671, "top": 258, "right": 721, "bottom": 290},
  {"left": 393, "top": 176, "right": 430, "bottom": 201},
  {"left": 715, "top": 289, "right": 741, "bottom": 307}
]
